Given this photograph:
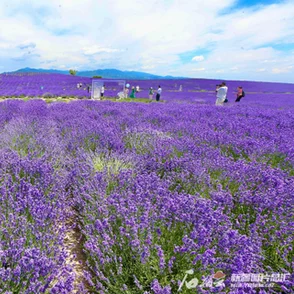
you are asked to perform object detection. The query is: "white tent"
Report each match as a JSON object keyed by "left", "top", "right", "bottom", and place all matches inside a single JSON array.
[{"left": 91, "top": 79, "right": 126, "bottom": 99}]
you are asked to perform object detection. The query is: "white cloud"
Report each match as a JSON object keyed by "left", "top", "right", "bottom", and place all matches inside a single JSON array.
[
  {"left": 18, "top": 42, "right": 36, "bottom": 50},
  {"left": 83, "top": 45, "right": 122, "bottom": 55},
  {"left": 141, "top": 65, "right": 155, "bottom": 70},
  {"left": 192, "top": 55, "right": 205, "bottom": 62},
  {"left": 272, "top": 66, "right": 293, "bottom": 74},
  {"left": 191, "top": 68, "right": 205, "bottom": 72},
  {"left": 272, "top": 68, "right": 286, "bottom": 74},
  {"left": 0, "top": 0, "right": 293, "bottom": 82},
  {"left": 262, "top": 59, "right": 278, "bottom": 63},
  {"left": 0, "top": 43, "right": 11, "bottom": 49}
]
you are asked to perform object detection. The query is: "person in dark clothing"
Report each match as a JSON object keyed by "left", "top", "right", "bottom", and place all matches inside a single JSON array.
[
  {"left": 235, "top": 86, "right": 245, "bottom": 102},
  {"left": 156, "top": 85, "right": 162, "bottom": 101}
]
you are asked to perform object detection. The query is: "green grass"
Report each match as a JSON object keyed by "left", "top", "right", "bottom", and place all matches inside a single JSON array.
[
  {"left": 0, "top": 96, "right": 164, "bottom": 104},
  {"left": 259, "top": 152, "right": 294, "bottom": 176},
  {"left": 93, "top": 155, "right": 133, "bottom": 175},
  {"left": 116, "top": 98, "right": 152, "bottom": 103},
  {"left": 187, "top": 89, "right": 213, "bottom": 93}
]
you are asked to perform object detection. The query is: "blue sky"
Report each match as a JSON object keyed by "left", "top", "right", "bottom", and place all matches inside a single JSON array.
[
  {"left": 0, "top": 0, "right": 293, "bottom": 82},
  {"left": 237, "top": 0, "right": 283, "bottom": 7}
]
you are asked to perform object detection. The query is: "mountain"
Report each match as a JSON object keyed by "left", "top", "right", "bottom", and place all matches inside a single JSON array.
[
  {"left": 12, "top": 67, "right": 184, "bottom": 80},
  {"left": 13, "top": 67, "right": 67, "bottom": 75}
]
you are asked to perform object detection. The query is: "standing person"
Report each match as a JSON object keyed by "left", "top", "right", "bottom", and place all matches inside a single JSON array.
[
  {"left": 149, "top": 87, "right": 154, "bottom": 100},
  {"left": 101, "top": 84, "right": 105, "bottom": 98},
  {"left": 156, "top": 85, "right": 162, "bottom": 102},
  {"left": 136, "top": 85, "right": 140, "bottom": 93},
  {"left": 222, "top": 82, "right": 228, "bottom": 103},
  {"left": 235, "top": 86, "right": 245, "bottom": 102},
  {"left": 130, "top": 86, "right": 136, "bottom": 98},
  {"left": 123, "top": 86, "right": 129, "bottom": 98},
  {"left": 215, "top": 83, "right": 227, "bottom": 106}
]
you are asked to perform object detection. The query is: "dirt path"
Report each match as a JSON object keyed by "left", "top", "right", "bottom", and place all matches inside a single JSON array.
[{"left": 64, "top": 212, "right": 90, "bottom": 293}]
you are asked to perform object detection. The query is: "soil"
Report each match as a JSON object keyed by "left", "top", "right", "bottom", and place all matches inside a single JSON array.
[{"left": 64, "top": 212, "right": 91, "bottom": 293}]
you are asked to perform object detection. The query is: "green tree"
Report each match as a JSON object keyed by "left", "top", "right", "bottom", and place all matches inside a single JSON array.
[{"left": 69, "top": 69, "right": 77, "bottom": 76}]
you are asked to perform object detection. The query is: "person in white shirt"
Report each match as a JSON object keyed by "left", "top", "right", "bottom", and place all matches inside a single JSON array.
[
  {"left": 222, "top": 82, "right": 228, "bottom": 103},
  {"left": 215, "top": 82, "right": 228, "bottom": 106},
  {"left": 156, "top": 85, "right": 162, "bottom": 101}
]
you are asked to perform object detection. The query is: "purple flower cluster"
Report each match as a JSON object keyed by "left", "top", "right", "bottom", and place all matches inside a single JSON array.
[
  {"left": 0, "top": 151, "right": 73, "bottom": 292},
  {"left": 0, "top": 98, "right": 293, "bottom": 293}
]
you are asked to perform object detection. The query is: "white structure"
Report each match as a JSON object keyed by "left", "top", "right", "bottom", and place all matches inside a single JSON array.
[{"left": 91, "top": 79, "right": 126, "bottom": 99}]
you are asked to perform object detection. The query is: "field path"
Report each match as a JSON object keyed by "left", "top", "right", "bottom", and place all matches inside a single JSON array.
[{"left": 64, "top": 210, "right": 90, "bottom": 293}]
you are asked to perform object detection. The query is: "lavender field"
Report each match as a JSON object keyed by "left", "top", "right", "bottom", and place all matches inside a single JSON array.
[
  {"left": 0, "top": 74, "right": 294, "bottom": 293},
  {"left": 1, "top": 73, "right": 294, "bottom": 107}
]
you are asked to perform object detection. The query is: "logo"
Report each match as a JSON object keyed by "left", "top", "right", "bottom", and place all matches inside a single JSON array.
[
  {"left": 230, "top": 273, "right": 290, "bottom": 289},
  {"left": 178, "top": 270, "right": 226, "bottom": 291},
  {"left": 178, "top": 270, "right": 291, "bottom": 291}
]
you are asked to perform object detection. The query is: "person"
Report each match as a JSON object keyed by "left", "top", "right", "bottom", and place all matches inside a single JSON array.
[
  {"left": 222, "top": 82, "right": 228, "bottom": 103},
  {"left": 117, "top": 91, "right": 124, "bottom": 99},
  {"left": 235, "top": 86, "right": 245, "bottom": 102},
  {"left": 87, "top": 85, "right": 90, "bottom": 93},
  {"left": 156, "top": 85, "right": 162, "bottom": 101},
  {"left": 130, "top": 86, "right": 136, "bottom": 98},
  {"left": 149, "top": 87, "right": 154, "bottom": 100},
  {"left": 101, "top": 84, "right": 105, "bottom": 97},
  {"left": 123, "top": 86, "right": 129, "bottom": 98},
  {"left": 215, "top": 83, "right": 227, "bottom": 106},
  {"left": 136, "top": 85, "right": 140, "bottom": 93}
]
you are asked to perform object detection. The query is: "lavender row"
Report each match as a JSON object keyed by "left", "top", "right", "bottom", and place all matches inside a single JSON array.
[{"left": 0, "top": 101, "right": 77, "bottom": 293}]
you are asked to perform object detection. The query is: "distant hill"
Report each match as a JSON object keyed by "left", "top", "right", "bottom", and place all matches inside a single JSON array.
[
  {"left": 11, "top": 67, "right": 184, "bottom": 80},
  {"left": 13, "top": 68, "right": 67, "bottom": 75}
]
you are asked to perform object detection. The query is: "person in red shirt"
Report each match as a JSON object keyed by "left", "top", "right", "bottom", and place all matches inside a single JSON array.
[{"left": 235, "top": 86, "right": 245, "bottom": 102}]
